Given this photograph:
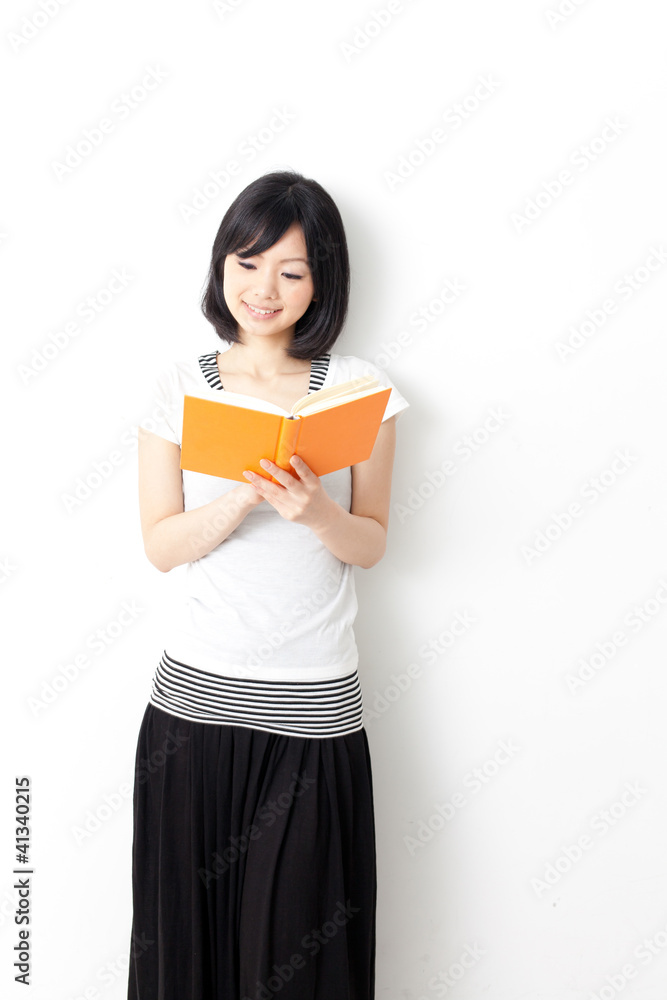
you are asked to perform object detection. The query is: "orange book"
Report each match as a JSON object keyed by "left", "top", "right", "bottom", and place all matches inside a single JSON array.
[{"left": 180, "top": 375, "right": 391, "bottom": 483}]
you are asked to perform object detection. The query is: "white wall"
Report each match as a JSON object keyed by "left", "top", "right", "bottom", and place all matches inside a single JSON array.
[{"left": 3, "top": 1, "right": 666, "bottom": 997}]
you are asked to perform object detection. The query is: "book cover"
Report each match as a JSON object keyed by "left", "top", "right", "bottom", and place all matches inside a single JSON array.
[{"left": 180, "top": 387, "right": 392, "bottom": 483}]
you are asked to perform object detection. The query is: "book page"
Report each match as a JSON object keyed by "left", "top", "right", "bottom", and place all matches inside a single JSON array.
[
  {"left": 203, "top": 390, "right": 290, "bottom": 417},
  {"left": 295, "top": 383, "right": 387, "bottom": 417},
  {"left": 290, "top": 375, "right": 378, "bottom": 415}
]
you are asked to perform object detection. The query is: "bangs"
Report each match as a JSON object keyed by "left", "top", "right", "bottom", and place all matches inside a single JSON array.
[{"left": 225, "top": 206, "right": 301, "bottom": 262}]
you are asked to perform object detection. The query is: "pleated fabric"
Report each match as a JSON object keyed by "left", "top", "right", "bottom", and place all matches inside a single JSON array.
[{"left": 126, "top": 703, "right": 377, "bottom": 1000}]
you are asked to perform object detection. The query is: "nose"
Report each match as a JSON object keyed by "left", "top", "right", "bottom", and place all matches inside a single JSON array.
[{"left": 251, "top": 267, "right": 279, "bottom": 300}]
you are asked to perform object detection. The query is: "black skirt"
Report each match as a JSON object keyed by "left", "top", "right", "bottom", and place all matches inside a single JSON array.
[{"left": 126, "top": 703, "right": 377, "bottom": 1000}]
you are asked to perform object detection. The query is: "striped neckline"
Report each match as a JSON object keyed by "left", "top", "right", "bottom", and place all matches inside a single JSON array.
[{"left": 198, "top": 351, "right": 331, "bottom": 394}]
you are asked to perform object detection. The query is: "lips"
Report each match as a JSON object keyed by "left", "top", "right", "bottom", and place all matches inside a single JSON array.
[{"left": 243, "top": 301, "right": 282, "bottom": 317}]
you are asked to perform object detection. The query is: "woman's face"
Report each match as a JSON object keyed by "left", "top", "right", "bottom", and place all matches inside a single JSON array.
[{"left": 222, "top": 222, "right": 316, "bottom": 344}]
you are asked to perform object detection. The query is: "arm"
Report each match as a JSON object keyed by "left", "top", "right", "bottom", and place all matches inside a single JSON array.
[
  {"left": 311, "top": 416, "right": 397, "bottom": 568},
  {"left": 138, "top": 427, "right": 264, "bottom": 573},
  {"left": 243, "top": 416, "right": 398, "bottom": 569}
]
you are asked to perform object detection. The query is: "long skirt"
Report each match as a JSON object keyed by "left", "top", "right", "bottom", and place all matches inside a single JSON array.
[{"left": 126, "top": 702, "right": 377, "bottom": 1000}]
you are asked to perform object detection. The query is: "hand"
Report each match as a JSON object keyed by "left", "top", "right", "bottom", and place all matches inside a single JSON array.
[
  {"left": 235, "top": 482, "right": 265, "bottom": 507},
  {"left": 242, "top": 455, "right": 336, "bottom": 529}
]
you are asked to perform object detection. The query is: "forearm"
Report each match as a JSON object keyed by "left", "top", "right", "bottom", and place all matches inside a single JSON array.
[
  {"left": 309, "top": 499, "right": 387, "bottom": 569},
  {"left": 145, "top": 485, "right": 261, "bottom": 572}
]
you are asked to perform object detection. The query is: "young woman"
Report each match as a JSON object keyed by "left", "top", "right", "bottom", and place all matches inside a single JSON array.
[{"left": 127, "top": 169, "right": 409, "bottom": 1000}]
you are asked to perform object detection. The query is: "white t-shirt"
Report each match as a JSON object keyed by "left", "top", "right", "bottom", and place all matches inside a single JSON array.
[{"left": 138, "top": 350, "right": 410, "bottom": 686}]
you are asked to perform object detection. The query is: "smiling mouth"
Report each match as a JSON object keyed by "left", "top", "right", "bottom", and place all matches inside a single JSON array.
[{"left": 243, "top": 301, "right": 282, "bottom": 317}]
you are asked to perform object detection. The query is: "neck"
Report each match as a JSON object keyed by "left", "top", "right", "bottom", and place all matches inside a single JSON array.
[{"left": 223, "top": 334, "right": 307, "bottom": 380}]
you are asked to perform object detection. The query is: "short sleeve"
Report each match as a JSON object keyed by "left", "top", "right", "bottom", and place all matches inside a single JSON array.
[
  {"left": 352, "top": 357, "right": 410, "bottom": 422},
  {"left": 137, "top": 364, "right": 182, "bottom": 444}
]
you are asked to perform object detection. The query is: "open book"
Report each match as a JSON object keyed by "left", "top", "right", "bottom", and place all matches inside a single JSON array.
[{"left": 180, "top": 375, "right": 391, "bottom": 482}]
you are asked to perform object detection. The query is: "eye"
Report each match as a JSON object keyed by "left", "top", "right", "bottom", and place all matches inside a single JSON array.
[{"left": 237, "top": 261, "right": 304, "bottom": 280}]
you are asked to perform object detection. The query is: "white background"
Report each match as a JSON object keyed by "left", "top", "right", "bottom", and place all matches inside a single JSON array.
[{"left": 2, "top": 1, "right": 667, "bottom": 998}]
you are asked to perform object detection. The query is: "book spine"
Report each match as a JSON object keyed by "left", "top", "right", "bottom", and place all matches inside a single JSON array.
[{"left": 274, "top": 416, "right": 302, "bottom": 480}]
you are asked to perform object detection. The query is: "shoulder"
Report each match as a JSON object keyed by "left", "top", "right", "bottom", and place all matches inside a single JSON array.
[
  {"left": 149, "top": 356, "right": 210, "bottom": 395},
  {"left": 328, "top": 353, "right": 383, "bottom": 380},
  {"left": 328, "top": 353, "right": 410, "bottom": 422},
  {"left": 138, "top": 355, "right": 211, "bottom": 443}
]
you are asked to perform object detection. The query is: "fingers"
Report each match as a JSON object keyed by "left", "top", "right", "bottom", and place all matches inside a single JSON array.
[
  {"left": 261, "top": 458, "right": 299, "bottom": 486},
  {"left": 241, "top": 456, "right": 325, "bottom": 525},
  {"left": 244, "top": 457, "right": 311, "bottom": 486},
  {"left": 288, "top": 454, "right": 313, "bottom": 477},
  {"left": 242, "top": 460, "right": 292, "bottom": 494}
]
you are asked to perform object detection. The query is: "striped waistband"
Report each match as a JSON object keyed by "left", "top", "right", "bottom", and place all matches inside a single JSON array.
[{"left": 149, "top": 651, "right": 364, "bottom": 739}]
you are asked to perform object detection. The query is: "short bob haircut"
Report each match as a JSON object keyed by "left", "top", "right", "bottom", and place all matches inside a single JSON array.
[{"left": 200, "top": 170, "right": 350, "bottom": 361}]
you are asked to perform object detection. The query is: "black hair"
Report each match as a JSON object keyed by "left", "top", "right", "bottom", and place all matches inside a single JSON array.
[{"left": 201, "top": 170, "right": 350, "bottom": 360}]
